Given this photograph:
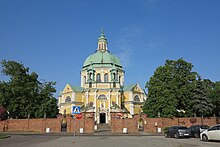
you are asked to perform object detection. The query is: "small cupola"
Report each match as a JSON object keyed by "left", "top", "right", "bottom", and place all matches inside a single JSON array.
[{"left": 97, "top": 28, "right": 108, "bottom": 52}]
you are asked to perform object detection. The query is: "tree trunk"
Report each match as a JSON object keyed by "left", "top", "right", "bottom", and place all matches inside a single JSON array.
[{"left": 201, "top": 114, "right": 204, "bottom": 125}]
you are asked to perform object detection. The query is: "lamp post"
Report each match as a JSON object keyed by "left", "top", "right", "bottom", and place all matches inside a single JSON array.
[
  {"left": 107, "top": 109, "right": 109, "bottom": 124},
  {"left": 44, "top": 113, "right": 47, "bottom": 118},
  {"left": 176, "top": 109, "right": 185, "bottom": 126},
  {"left": 158, "top": 112, "right": 161, "bottom": 118}
]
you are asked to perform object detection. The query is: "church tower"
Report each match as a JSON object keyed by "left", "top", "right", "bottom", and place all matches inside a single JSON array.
[
  {"left": 58, "top": 29, "right": 146, "bottom": 125},
  {"left": 80, "top": 29, "right": 125, "bottom": 124}
]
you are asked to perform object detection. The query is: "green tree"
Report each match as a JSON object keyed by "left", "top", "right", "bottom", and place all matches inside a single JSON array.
[
  {"left": 191, "top": 77, "right": 213, "bottom": 124},
  {"left": 209, "top": 81, "right": 220, "bottom": 116},
  {"left": 35, "top": 81, "right": 58, "bottom": 118},
  {"left": 0, "top": 60, "right": 58, "bottom": 118},
  {"left": 143, "top": 58, "right": 198, "bottom": 117}
]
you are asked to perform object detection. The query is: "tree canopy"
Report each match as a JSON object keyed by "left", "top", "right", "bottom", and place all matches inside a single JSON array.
[
  {"left": 191, "top": 77, "right": 213, "bottom": 117},
  {"left": 143, "top": 58, "right": 220, "bottom": 118},
  {"left": 143, "top": 58, "right": 198, "bottom": 117},
  {"left": 0, "top": 60, "right": 59, "bottom": 118},
  {"left": 209, "top": 81, "right": 220, "bottom": 116}
]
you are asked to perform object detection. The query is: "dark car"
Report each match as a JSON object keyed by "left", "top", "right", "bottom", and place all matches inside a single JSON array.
[
  {"left": 189, "top": 125, "right": 209, "bottom": 138},
  {"left": 165, "top": 126, "right": 190, "bottom": 139}
]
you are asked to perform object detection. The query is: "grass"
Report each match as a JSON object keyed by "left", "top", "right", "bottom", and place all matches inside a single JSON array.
[{"left": 0, "top": 133, "right": 10, "bottom": 139}]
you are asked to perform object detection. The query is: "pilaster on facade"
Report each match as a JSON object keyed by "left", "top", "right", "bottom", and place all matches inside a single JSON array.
[
  {"left": 116, "top": 91, "right": 119, "bottom": 105},
  {"left": 129, "top": 92, "right": 133, "bottom": 101},
  {"left": 108, "top": 90, "right": 111, "bottom": 110},
  {"left": 86, "top": 91, "right": 88, "bottom": 104},
  {"left": 130, "top": 103, "right": 134, "bottom": 115},
  {"left": 72, "top": 92, "right": 76, "bottom": 101},
  {"left": 62, "top": 95, "right": 64, "bottom": 103},
  {"left": 94, "top": 90, "right": 97, "bottom": 112}
]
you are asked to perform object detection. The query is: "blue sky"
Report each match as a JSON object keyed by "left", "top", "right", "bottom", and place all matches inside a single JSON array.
[{"left": 0, "top": 0, "right": 220, "bottom": 97}]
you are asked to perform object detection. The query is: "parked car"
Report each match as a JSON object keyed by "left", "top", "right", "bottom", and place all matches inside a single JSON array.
[
  {"left": 189, "top": 125, "right": 209, "bottom": 138},
  {"left": 165, "top": 126, "right": 190, "bottom": 139},
  {"left": 200, "top": 124, "right": 220, "bottom": 141}
]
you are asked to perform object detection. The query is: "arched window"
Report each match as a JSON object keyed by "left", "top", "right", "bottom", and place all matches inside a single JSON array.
[
  {"left": 134, "top": 95, "right": 140, "bottom": 102},
  {"left": 65, "top": 96, "right": 71, "bottom": 103},
  {"left": 113, "top": 73, "right": 116, "bottom": 80},
  {"left": 119, "top": 76, "right": 121, "bottom": 84},
  {"left": 104, "top": 73, "right": 108, "bottom": 82},
  {"left": 98, "top": 94, "right": 107, "bottom": 100},
  {"left": 89, "top": 73, "right": 92, "bottom": 80},
  {"left": 96, "top": 73, "right": 101, "bottom": 82}
]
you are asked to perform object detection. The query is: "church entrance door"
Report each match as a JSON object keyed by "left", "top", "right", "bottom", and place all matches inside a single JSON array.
[{"left": 100, "top": 113, "right": 106, "bottom": 124}]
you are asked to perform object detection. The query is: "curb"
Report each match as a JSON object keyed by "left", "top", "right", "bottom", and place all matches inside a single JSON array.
[
  {"left": 0, "top": 134, "right": 11, "bottom": 139},
  {"left": 0, "top": 132, "right": 164, "bottom": 137}
]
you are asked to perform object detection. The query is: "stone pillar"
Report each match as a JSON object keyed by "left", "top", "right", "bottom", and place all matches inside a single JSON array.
[
  {"left": 94, "top": 90, "right": 97, "bottom": 122},
  {"left": 116, "top": 91, "right": 119, "bottom": 105}
]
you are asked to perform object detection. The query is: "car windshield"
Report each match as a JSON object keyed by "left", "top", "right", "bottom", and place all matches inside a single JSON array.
[
  {"left": 178, "top": 127, "right": 187, "bottom": 129},
  {"left": 200, "top": 126, "right": 209, "bottom": 129}
]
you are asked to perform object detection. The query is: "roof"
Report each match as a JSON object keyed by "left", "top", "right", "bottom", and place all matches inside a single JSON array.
[
  {"left": 70, "top": 86, "right": 84, "bottom": 92},
  {"left": 83, "top": 50, "right": 122, "bottom": 68},
  {"left": 123, "top": 84, "right": 136, "bottom": 91}
]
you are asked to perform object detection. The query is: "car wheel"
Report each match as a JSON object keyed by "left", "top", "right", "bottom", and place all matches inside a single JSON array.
[
  {"left": 202, "top": 134, "right": 208, "bottom": 142},
  {"left": 194, "top": 133, "right": 199, "bottom": 138},
  {"left": 174, "top": 133, "right": 179, "bottom": 139}
]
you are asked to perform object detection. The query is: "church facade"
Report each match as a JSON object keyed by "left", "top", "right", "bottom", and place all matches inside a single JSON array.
[{"left": 58, "top": 30, "right": 147, "bottom": 124}]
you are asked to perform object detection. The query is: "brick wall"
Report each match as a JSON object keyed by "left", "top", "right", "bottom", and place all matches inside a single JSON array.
[
  {"left": 66, "top": 112, "right": 95, "bottom": 134},
  {"left": 110, "top": 113, "right": 218, "bottom": 133},
  {"left": 0, "top": 112, "right": 95, "bottom": 134},
  {"left": 0, "top": 121, "right": 3, "bottom": 131},
  {"left": 142, "top": 116, "right": 218, "bottom": 133},
  {"left": 111, "top": 113, "right": 139, "bottom": 133},
  {"left": 0, "top": 113, "right": 217, "bottom": 133}
]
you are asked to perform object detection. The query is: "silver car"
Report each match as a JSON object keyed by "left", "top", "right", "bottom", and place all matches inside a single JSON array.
[{"left": 200, "top": 124, "right": 220, "bottom": 141}]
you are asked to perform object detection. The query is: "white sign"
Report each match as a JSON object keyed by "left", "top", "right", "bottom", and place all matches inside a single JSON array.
[{"left": 72, "top": 106, "right": 81, "bottom": 114}]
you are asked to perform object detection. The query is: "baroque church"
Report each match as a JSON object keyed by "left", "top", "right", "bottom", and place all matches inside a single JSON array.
[{"left": 58, "top": 29, "right": 147, "bottom": 124}]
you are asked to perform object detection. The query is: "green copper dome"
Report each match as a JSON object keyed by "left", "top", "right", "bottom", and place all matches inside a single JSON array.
[
  {"left": 83, "top": 29, "right": 122, "bottom": 69},
  {"left": 83, "top": 50, "right": 122, "bottom": 68}
]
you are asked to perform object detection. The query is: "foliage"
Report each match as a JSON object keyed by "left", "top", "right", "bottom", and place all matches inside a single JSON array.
[
  {"left": 209, "top": 81, "right": 220, "bottom": 116},
  {"left": 163, "top": 127, "right": 170, "bottom": 133},
  {"left": 143, "top": 58, "right": 198, "bottom": 117},
  {"left": 191, "top": 77, "right": 213, "bottom": 116},
  {"left": 0, "top": 133, "right": 10, "bottom": 139},
  {"left": 0, "top": 60, "right": 59, "bottom": 118},
  {"left": 0, "top": 106, "right": 8, "bottom": 120}
]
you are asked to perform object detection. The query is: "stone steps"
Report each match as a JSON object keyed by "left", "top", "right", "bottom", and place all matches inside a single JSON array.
[{"left": 94, "top": 124, "right": 112, "bottom": 135}]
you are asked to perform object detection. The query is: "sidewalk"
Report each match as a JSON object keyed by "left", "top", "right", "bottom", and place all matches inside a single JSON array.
[{"left": 1, "top": 131, "right": 164, "bottom": 137}]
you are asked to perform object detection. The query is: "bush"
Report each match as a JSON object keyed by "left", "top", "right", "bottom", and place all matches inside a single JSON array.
[{"left": 163, "top": 127, "right": 170, "bottom": 134}]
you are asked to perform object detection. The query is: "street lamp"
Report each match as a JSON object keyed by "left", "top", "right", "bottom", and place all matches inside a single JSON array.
[{"left": 176, "top": 109, "right": 185, "bottom": 126}]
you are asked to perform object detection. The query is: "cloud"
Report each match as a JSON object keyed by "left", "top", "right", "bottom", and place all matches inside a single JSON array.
[
  {"left": 115, "top": 26, "right": 145, "bottom": 68},
  {"left": 144, "top": 39, "right": 161, "bottom": 52},
  {"left": 116, "top": 38, "right": 133, "bottom": 68}
]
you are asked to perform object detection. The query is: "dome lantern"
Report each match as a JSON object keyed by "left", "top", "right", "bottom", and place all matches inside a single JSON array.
[{"left": 97, "top": 27, "right": 108, "bottom": 52}]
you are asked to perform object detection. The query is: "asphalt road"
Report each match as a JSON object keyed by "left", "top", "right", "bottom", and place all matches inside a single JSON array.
[{"left": 0, "top": 135, "right": 220, "bottom": 147}]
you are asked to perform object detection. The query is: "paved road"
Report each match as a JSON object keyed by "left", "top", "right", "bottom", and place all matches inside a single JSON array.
[{"left": 0, "top": 135, "right": 220, "bottom": 147}]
